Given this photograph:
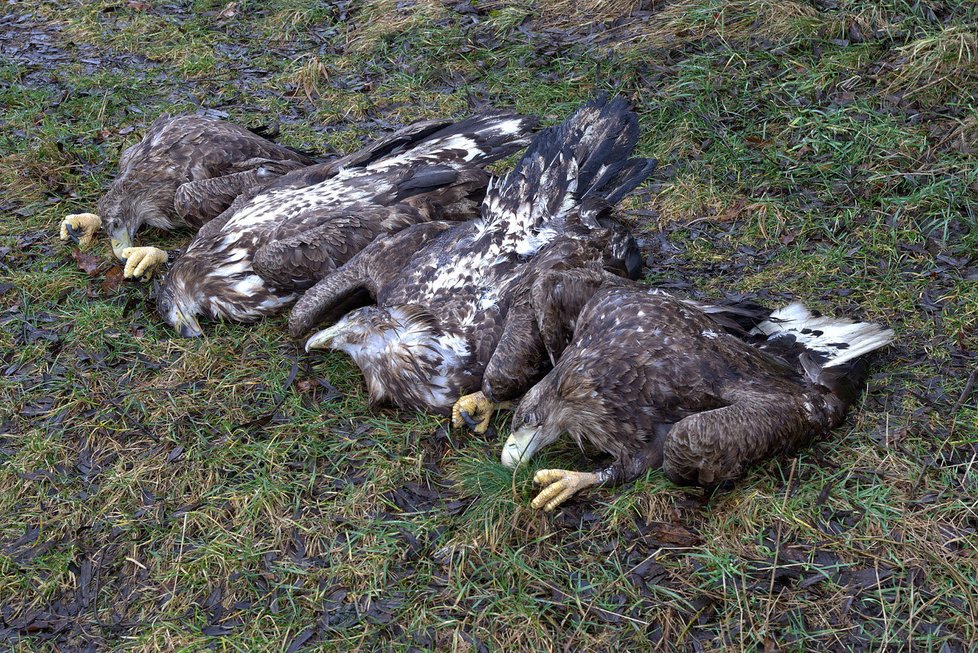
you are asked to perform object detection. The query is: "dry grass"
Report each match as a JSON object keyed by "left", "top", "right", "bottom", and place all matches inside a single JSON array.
[
  {"left": 556, "top": 0, "right": 828, "bottom": 48},
  {"left": 539, "top": 0, "right": 645, "bottom": 26},
  {"left": 286, "top": 53, "right": 332, "bottom": 101},
  {"left": 883, "top": 25, "right": 978, "bottom": 99},
  {"left": 341, "top": 0, "right": 448, "bottom": 53}
]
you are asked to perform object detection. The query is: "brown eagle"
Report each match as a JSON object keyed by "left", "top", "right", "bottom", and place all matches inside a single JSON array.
[
  {"left": 500, "top": 274, "right": 895, "bottom": 511},
  {"left": 157, "top": 111, "right": 536, "bottom": 337},
  {"left": 451, "top": 265, "right": 773, "bottom": 434},
  {"left": 60, "top": 114, "right": 319, "bottom": 279},
  {"left": 292, "top": 97, "right": 656, "bottom": 416}
]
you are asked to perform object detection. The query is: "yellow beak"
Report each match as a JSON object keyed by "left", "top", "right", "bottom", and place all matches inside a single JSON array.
[
  {"left": 109, "top": 228, "right": 133, "bottom": 261},
  {"left": 172, "top": 308, "right": 203, "bottom": 338},
  {"left": 304, "top": 324, "right": 343, "bottom": 352},
  {"left": 501, "top": 426, "right": 545, "bottom": 468}
]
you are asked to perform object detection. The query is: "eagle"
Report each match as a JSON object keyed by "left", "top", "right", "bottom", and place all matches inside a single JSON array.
[
  {"left": 157, "top": 111, "right": 536, "bottom": 337},
  {"left": 60, "top": 114, "right": 319, "bottom": 279},
  {"left": 450, "top": 265, "right": 774, "bottom": 434},
  {"left": 292, "top": 96, "right": 656, "bottom": 417},
  {"left": 498, "top": 273, "right": 895, "bottom": 511}
]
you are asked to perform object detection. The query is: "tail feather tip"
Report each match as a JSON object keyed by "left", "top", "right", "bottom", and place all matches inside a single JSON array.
[{"left": 756, "top": 302, "right": 893, "bottom": 367}]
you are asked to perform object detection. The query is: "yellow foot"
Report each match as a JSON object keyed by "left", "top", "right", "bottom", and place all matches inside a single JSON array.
[
  {"left": 451, "top": 391, "right": 503, "bottom": 434},
  {"left": 60, "top": 213, "right": 102, "bottom": 248},
  {"left": 122, "top": 246, "right": 168, "bottom": 279},
  {"left": 531, "top": 469, "right": 602, "bottom": 512}
]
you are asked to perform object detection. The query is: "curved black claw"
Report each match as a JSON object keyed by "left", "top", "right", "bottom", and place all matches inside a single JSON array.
[
  {"left": 65, "top": 223, "right": 83, "bottom": 245},
  {"left": 459, "top": 410, "right": 481, "bottom": 430}
]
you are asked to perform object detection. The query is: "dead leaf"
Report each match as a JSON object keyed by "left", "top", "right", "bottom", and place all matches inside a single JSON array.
[
  {"left": 296, "top": 378, "right": 318, "bottom": 394},
  {"left": 647, "top": 521, "right": 702, "bottom": 546},
  {"left": 717, "top": 198, "right": 747, "bottom": 222},
  {"left": 100, "top": 266, "right": 125, "bottom": 293},
  {"left": 166, "top": 445, "right": 185, "bottom": 463},
  {"left": 127, "top": 0, "right": 153, "bottom": 10},
  {"left": 71, "top": 250, "right": 102, "bottom": 276}
]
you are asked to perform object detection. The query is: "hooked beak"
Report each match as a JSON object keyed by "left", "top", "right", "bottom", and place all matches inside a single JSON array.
[
  {"left": 172, "top": 308, "right": 203, "bottom": 338},
  {"left": 109, "top": 226, "right": 134, "bottom": 261},
  {"left": 502, "top": 425, "right": 547, "bottom": 468},
  {"left": 304, "top": 324, "right": 343, "bottom": 352}
]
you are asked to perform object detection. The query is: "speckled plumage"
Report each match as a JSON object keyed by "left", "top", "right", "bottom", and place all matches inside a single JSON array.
[
  {"left": 158, "top": 112, "right": 536, "bottom": 336},
  {"left": 292, "top": 97, "right": 657, "bottom": 415},
  {"left": 98, "top": 114, "right": 319, "bottom": 247},
  {"left": 506, "top": 283, "right": 894, "bottom": 498},
  {"left": 481, "top": 262, "right": 771, "bottom": 406}
]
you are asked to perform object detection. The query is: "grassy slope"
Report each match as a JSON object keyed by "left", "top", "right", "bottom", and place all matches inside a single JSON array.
[{"left": 1, "top": 0, "right": 976, "bottom": 650}]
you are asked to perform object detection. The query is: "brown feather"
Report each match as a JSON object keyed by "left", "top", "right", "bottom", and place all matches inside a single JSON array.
[
  {"left": 512, "top": 286, "right": 891, "bottom": 494},
  {"left": 100, "top": 114, "right": 319, "bottom": 242}
]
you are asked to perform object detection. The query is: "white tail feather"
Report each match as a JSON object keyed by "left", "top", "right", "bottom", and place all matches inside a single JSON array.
[{"left": 753, "top": 302, "right": 894, "bottom": 368}]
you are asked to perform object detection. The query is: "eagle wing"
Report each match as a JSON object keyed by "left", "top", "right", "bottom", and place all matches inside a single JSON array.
[
  {"left": 255, "top": 163, "right": 490, "bottom": 292},
  {"left": 532, "top": 265, "right": 632, "bottom": 364},
  {"left": 481, "top": 239, "right": 626, "bottom": 402},
  {"left": 251, "top": 118, "right": 457, "bottom": 195},
  {"left": 253, "top": 204, "right": 426, "bottom": 291},
  {"left": 314, "top": 118, "right": 454, "bottom": 173},
  {"left": 119, "top": 115, "right": 317, "bottom": 180},
  {"left": 559, "top": 292, "right": 730, "bottom": 428},
  {"left": 478, "top": 97, "right": 655, "bottom": 238},
  {"left": 105, "top": 114, "right": 322, "bottom": 236},
  {"left": 192, "top": 188, "right": 265, "bottom": 241},
  {"left": 661, "top": 389, "right": 813, "bottom": 486},
  {"left": 558, "top": 290, "right": 815, "bottom": 472},
  {"left": 481, "top": 291, "right": 547, "bottom": 402},
  {"left": 287, "top": 220, "right": 457, "bottom": 338},
  {"left": 174, "top": 158, "right": 312, "bottom": 227}
]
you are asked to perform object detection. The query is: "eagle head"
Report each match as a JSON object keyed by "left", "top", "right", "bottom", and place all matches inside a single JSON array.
[
  {"left": 156, "top": 272, "right": 204, "bottom": 338},
  {"left": 98, "top": 182, "right": 174, "bottom": 260},
  {"left": 303, "top": 306, "right": 394, "bottom": 353},
  {"left": 304, "top": 305, "right": 464, "bottom": 413},
  {"left": 501, "top": 379, "right": 565, "bottom": 468},
  {"left": 304, "top": 306, "right": 398, "bottom": 407},
  {"left": 502, "top": 364, "right": 606, "bottom": 468}
]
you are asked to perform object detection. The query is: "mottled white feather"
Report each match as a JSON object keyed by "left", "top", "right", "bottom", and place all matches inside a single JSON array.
[{"left": 754, "top": 302, "right": 894, "bottom": 368}]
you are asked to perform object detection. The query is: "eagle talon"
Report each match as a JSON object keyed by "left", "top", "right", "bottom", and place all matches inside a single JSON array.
[
  {"left": 459, "top": 410, "right": 480, "bottom": 430},
  {"left": 451, "top": 391, "right": 497, "bottom": 434},
  {"left": 122, "top": 246, "right": 168, "bottom": 280},
  {"left": 65, "top": 223, "right": 83, "bottom": 244},
  {"left": 60, "top": 213, "right": 102, "bottom": 249},
  {"left": 531, "top": 469, "right": 601, "bottom": 512}
]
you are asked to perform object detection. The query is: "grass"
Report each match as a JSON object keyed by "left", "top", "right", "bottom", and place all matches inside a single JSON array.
[{"left": 1, "top": 0, "right": 976, "bottom": 651}]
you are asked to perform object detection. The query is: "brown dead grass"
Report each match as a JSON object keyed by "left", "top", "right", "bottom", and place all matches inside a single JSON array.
[
  {"left": 287, "top": 53, "right": 331, "bottom": 101},
  {"left": 883, "top": 25, "right": 978, "bottom": 100},
  {"left": 0, "top": 147, "right": 76, "bottom": 207},
  {"left": 342, "top": 0, "right": 448, "bottom": 53},
  {"left": 654, "top": 0, "right": 821, "bottom": 43},
  {"left": 539, "top": 0, "right": 645, "bottom": 26}
]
